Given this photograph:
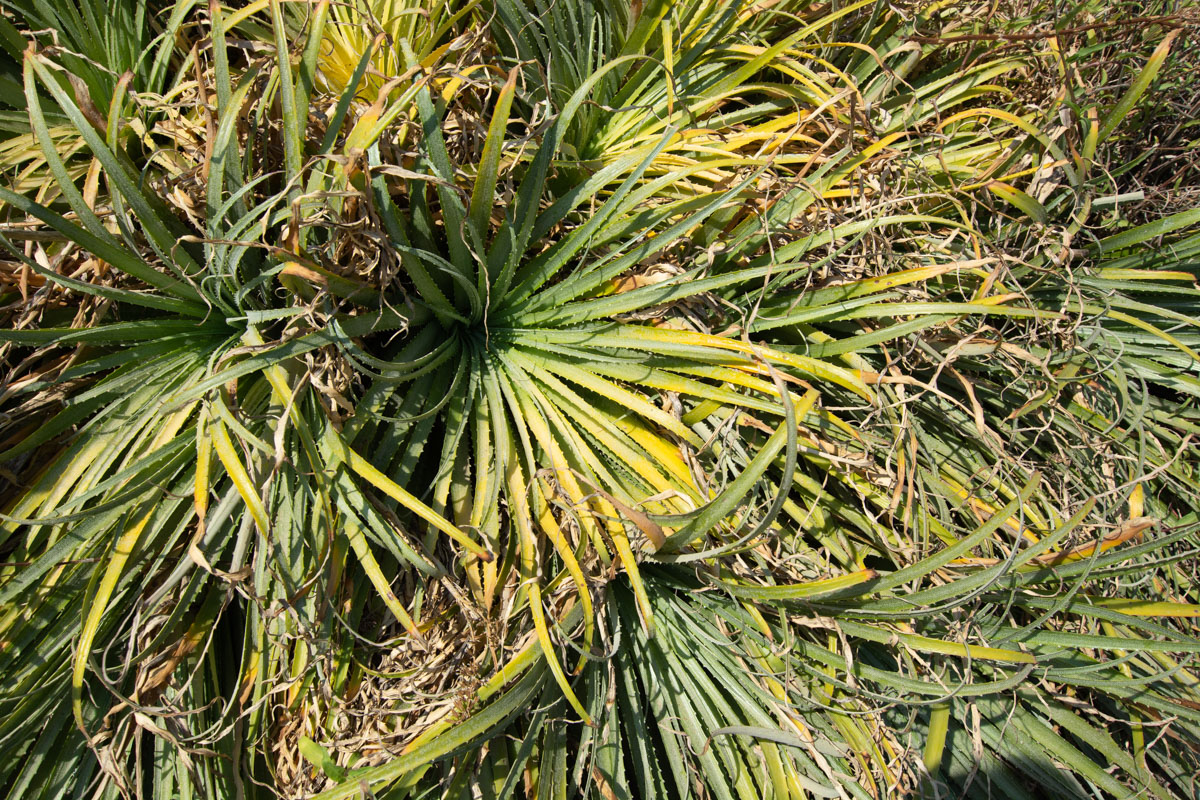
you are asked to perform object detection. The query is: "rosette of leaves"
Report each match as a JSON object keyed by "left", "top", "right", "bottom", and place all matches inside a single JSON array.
[
  {"left": 483, "top": 0, "right": 1031, "bottom": 204},
  {"left": 2, "top": 2, "right": 1200, "bottom": 800},
  {"left": 275, "top": 0, "right": 481, "bottom": 105}
]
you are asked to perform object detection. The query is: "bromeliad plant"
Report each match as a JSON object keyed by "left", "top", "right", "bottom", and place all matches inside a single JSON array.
[
  {"left": 2, "top": 1, "right": 1200, "bottom": 799},
  {"left": 487, "top": 0, "right": 1032, "bottom": 203}
]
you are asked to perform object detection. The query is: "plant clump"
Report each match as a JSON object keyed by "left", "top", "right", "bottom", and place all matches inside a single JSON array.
[{"left": 1, "top": 1, "right": 1199, "bottom": 799}]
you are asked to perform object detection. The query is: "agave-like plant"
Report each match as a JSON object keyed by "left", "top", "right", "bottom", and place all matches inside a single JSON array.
[
  {"left": 281, "top": 0, "right": 480, "bottom": 104},
  {"left": 485, "top": 0, "right": 1030, "bottom": 203},
  {"left": 1, "top": 1, "right": 1199, "bottom": 799}
]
